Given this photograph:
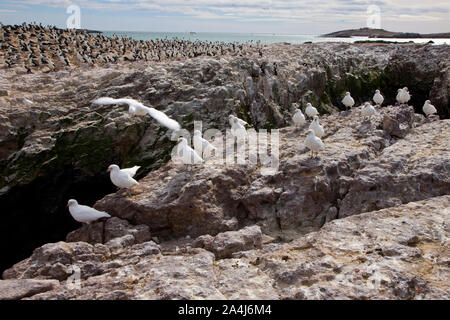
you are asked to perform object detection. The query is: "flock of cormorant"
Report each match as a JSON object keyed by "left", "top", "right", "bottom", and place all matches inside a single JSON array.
[{"left": 0, "top": 23, "right": 257, "bottom": 72}]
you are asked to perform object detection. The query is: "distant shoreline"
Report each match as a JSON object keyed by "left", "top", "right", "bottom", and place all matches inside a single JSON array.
[
  {"left": 76, "top": 28, "right": 102, "bottom": 34},
  {"left": 322, "top": 27, "right": 450, "bottom": 39},
  {"left": 1, "top": 23, "right": 449, "bottom": 45}
]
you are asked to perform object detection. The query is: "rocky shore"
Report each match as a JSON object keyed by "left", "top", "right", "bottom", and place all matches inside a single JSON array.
[
  {"left": 0, "top": 29, "right": 449, "bottom": 299},
  {"left": 323, "top": 27, "right": 450, "bottom": 39}
]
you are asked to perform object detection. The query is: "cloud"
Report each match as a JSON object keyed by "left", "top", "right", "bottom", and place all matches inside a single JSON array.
[{"left": 2, "top": 0, "right": 449, "bottom": 32}]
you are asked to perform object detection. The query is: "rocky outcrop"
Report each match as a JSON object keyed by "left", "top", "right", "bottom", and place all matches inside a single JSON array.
[
  {"left": 2, "top": 239, "right": 162, "bottom": 282},
  {"left": 93, "top": 106, "right": 449, "bottom": 240},
  {"left": 2, "top": 100, "right": 448, "bottom": 300},
  {"left": 1, "top": 42, "right": 448, "bottom": 193},
  {"left": 2, "top": 196, "right": 448, "bottom": 299},
  {"left": 0, "top": 279, "right": 59, "bottom": 300},
  {"left": 340, "top": 119, "right": 450, "bottom": 217},
  {"left": 255, "top": 195, "right": 450, "bottom": 300},
  {"left": 193, "top": 225, "right": 262, "bottom": 259},
  {"left": 66, "top": 217, "right": 151, "bottom": 245},
  {"left": 1, "top": 40, "right": 449, "bottom": 295}
]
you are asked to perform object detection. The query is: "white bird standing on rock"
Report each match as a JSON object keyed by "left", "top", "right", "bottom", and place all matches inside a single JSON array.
[
  {"left": 401, "top": 87, "right": 411, "bottom": 104},
  {"left": 93, "top": 97, "right": 181, "bottom": 131},
  {"left": 193, "top": 130, "right": 216, "bottom": 156},
  {"left": 423, "top": 100, "right": 437, "bottom": 117},
  {"left": 342, "top": 92, "right": 355, "bottom": 109},
  {"left": 361, "top": 102, "right": 376, "bottom": 121},
  {"left": 309, "top": 116, "right": 325, "bottom": 138},
  {"left": 177, "top": 137, "right": 203, "bottom": 164},
  {"left": 107, "top": 164, "right": 140, "bottom": 189},
  {"left": 292, "top": 108, "right": 306, "bottom": 126},
  {"left": 305, "top": 103, "right": 319, "bottom": 119},
  {"left": 67, "top": 199, "right": 111, "bottom": 225},
  {"left": 396, "top": 88, "right": 411, "bottom": 104},
  {"left": 305, "top": 129, "right": 324, "bottom": 158},
  {"left": 373, "top": 90, "right": 384, "bottom": 106}
]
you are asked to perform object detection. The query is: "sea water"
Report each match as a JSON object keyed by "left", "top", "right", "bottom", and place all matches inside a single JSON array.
[{"left": 100, "top": 31, "right": 450, "bottom": 45}]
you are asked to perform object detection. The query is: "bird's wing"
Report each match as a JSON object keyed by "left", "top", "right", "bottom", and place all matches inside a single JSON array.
[
  {"left": 121, "top": 166, "right": 141, "bottom": 178},
  {"left": 237, "top": 118, "right": 248, "bottom": 126},
  {"left": 93, "top": 97, "right": 145, "bottom": 108},
  {"left": 318, "top": 126, "right": 325, "bottom": 137},
  {"left": 317, "top": 138, "right": 324, "bottom": 148},
  {"left": 146, "top": 107, "right": 181, "bottom": 131},
  {"left": 93, "top": 97, "right": 121, "bottom": 105},
  {"left": 119, "top": 171, "right": 139, "bottom": 185},
  {"left": 78, "top": 205, "right": 111, "bottom": 219}
]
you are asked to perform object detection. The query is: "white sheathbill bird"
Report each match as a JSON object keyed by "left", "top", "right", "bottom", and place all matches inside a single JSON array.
[
  {"left": 292, "top": 108, "right": 306, "bottom": 126},
  {"left": 67, "top": 199, "right": 111, "bottom": 225},
  {"left": 305, "top": 129, "right": 324, "bottom": 158},
  {"left": 423, "top": 100, "right": 437, "bottom": 117},
  {"left": 309, "top": 116, "right": 325, "bottom": 138},
  {"left": 342, "top": 92, "right": 355, "bottom": 109}
]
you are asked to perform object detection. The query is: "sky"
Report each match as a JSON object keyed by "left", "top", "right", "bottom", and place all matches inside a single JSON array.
[{"left": 0, "top": 0, "right": 449, "bottom": 34}]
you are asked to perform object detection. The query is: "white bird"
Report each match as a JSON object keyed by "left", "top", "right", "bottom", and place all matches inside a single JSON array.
[
  {"left": 94, "top": 97, "right": 147, "bottom": 115},
  {"left": 361, "top": 102, "right": 376, "bottom": 120},
  {"left": 228, "top": 115, "right": 248, "bottom": 127},
  {"left": 193, "top": 130, "right": 216, "bottom": 156},
  {"left": 93, "top": 97, "right": 181, "bottom": 131},
  {"left": 373, "top": 90, "right": 384, "bottom": 106},
  {"left": 292, "top": 108, "right": 306, "bottom": 126},
  {"left": 177, "top": 137, "right": 203, "bottom": 164},
  {"left": 396, "top": 88, "right": 411, "bottom": 104},
  {"left": 309, "top": 116, "right": 325, "bottom": 138},
  {"left": 396, "top": 88, "right": 404, "bottom": 104},
  {"left": 120, "top": 165, "right": 141, "bottom": 177},
  {"left": 305, "top": 129, "right": 324, "bottom": 158},
  {"left": 305, "top": 103, "right": 318, "bottom": 118},
  {"left": 401, "top": 87, "right": 411, "bottom": 104},
  {"left": 423, "top": 100, "right": 437, "bottom": 117},
  {"left": 230, "top": 117, "right": 247, "bottom": 137},
  {"left": 342, "top": 92, "right": 355, "bottom": 109},
  {"left": 107, "top": 164, "right": 140, "bottom": 189},
  {"left": 67, "top": 199, "right": 111, "bottom": 225}
]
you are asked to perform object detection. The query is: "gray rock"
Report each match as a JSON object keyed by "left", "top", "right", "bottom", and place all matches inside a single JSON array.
[
  {"left": 340, "top": 120, "right": 450, "bottom": 218},
  {"left": 66, "top": 217, "right": 151, "bottom": 245},
  {"left": 94, "top": 105, "right": 444, "bottom": 239},
  {"left": 193, "top": 225, "right": 263, "bottom": 259},
  {"left": 0, "top": 279, "right": 59, "bottom": 300},
  {"left": 3, "top": 196, "right": 447, "bottom": 300}
]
